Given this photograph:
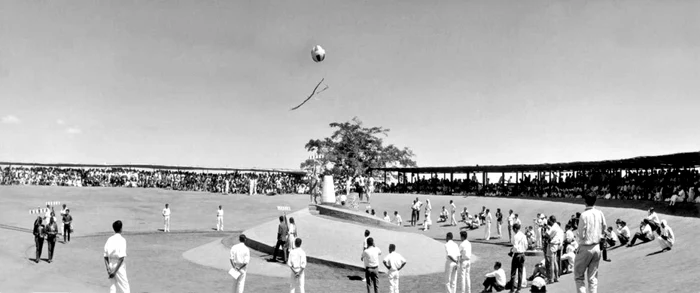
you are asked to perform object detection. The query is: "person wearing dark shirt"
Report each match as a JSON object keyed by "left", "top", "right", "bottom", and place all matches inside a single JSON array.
[
  {"left": 271, "top": 216, "right": 289, "bottom": 262},
  {"left": 33, "top": 216, "right": 45, "bottom": 263},
  {"left": 62, "top": 209, "right": 73, "bottom": 243},
  {"left": 45, "top": 214, "right": 59, "bottom": 263}
]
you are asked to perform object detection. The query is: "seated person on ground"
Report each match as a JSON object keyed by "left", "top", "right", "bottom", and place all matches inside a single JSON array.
[
  {"left": 482, "top": 261, "right": 506, "bottom": 293},
  {"left": 628, "top": 221, "right": 654, "bottom": 247},
  {"left": 616, "top": 220, "right": 630, "bottom": 245},
  {"left": 439, "top": 207, "right": 449, "bottom": 223},
  {"left": 423, "top": 212, "right": 432, "bottom": 231},
  {"left": 527, "top": 260, "right": 547, "bottom": 281},
  {"left": 461, "top": 207, "right": 469, "bottom": 222},
  {"left": 560, "top": 239, "right": 578, "bottom": 274},
  {"left": 604, "top": 226, "right": 618, "bottom": 247},
  {"left": 657, "top": 219, "right": 675, "bottom": 252}
]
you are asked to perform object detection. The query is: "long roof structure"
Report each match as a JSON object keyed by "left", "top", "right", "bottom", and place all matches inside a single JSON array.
[
  {"left": 0, "top": 162, "right": 306, "bottom": 175},
  {"left": 372, "top": 151, "right": 700, "bottom": 173}
]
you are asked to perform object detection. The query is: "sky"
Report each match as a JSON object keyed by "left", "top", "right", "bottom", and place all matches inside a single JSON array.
[{"left": 1, "top": 0, "right": 699, "bottom": 170}]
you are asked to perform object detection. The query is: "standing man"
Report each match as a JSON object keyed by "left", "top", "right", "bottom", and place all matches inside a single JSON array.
[
  {"left": 43, "top": 204, "right": 52, "bottom": 225},
  {"left": 444, "top": 232, "right": 460, "bottom": 293},
  {"left": 484, "top": 209, "right": 493, "bottom": 241},
  {"left": 59, "top": 204, "right": 68, "bottom": 235},
  {"left": 162, "top": 204, "right": 171, "bottom": 233},
  {"left": 507, "top": 210, "right": 515, "bottom": 242},
  {"left": 33, "top": 216, "right": 45, "bottom": 263},
  {"left": 450, "top": 201, "right": 457, "bottom": 226},
  {"left": 62, "top": 209, "right": 73, "bottom": 243},
  {"left": 288, "top": 238, "right": 307, "bottom": 293},
  {"left": 383, "top": 244, "right": 407, "bottom": 293},
  {"left": 104, "top": 220, "right": 130, "bottom": 293},
  {"left": 458, "top": 231, "right": 472, "bottom": 293},
  {"left": 368, "top": 176, "right": 375, "bottom": 203},
  {"left": 230, "top": 234, "right": 251, "bottom": 293},
  {"left": 509, "top": 223, "right": 527, "bottom": 293},
  {"left": 45, "top": 214, "right": 58, "bottom": 263},
  {"left": 217, "top": 205, "right": 225, "bottom": 231},
  {"left": 496, "top": 208, "right": 503, "bottom": 239},
  {"left": 361, "top": 237, "right": 381, "bottom": 293},
  {"left": 574, "top": 194, "right": 607, "bottom": 293},
  {"left": 414, "top": 198, "right": 422, "bottom": 224},
  {"left": 271, "top": 216, "right": 289, "bottom": 263},
  {"left": 546, "top": 216, "right": 563, "bottom": 284}
]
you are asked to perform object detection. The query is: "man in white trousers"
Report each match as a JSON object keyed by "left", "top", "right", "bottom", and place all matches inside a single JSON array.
[
  {"left": 458, "top": 231, "right": 472, "bottom": 293},
  {"left": 104, "top": 220, "right": 130, "bottom": 293},
  {"left": 484, "top": 209, "right": 493, "bottom": 241},
  {"left": 574, "top": 194, "right": 606, "bottom": 293},
  {"left": 445, "top": 232, "right": 460, "bottom": 293},
  {"left": 217, "top": 205, "right": 224, "bottom": 231},
  {"left": 230, "top": 234, "right": 250, "bottom": 293},
  {"left": 383, "top": 244, "right": 407, "bottom": 293},
  {"left": 288, "top": 238, "right": 307, "bottom": 293},
  {"left": 162, "top": 204, "right": 171, "bottom": 232}
]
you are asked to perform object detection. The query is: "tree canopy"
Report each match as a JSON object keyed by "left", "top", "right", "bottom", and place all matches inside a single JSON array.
[{"left": 300, "top": 117, "right": 417, "bottom": 180}]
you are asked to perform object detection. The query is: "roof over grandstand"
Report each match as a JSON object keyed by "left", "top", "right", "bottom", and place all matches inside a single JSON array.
[
  {"left": 372, "top": 151, "right": 700, "bottom": 173},
  {"left": 0, "top": 162, "right": 306, "bottom": 175}
]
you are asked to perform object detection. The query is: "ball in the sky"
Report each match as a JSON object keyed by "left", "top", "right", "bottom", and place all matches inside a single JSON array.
[{"left": 311, "top": 45, "right": 326, "bottom": 63}]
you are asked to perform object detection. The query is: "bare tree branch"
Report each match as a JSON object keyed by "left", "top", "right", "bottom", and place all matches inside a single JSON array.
[{"left": 290, "top": 78, "right": 327, "bottom": 111}]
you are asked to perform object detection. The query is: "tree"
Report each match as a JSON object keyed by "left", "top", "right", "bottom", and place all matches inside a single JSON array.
[{"left": 301, "top": 117, "right": 417, "bottom": 182}]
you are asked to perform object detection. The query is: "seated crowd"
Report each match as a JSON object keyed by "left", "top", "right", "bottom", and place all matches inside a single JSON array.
[
  {"left": 0, "top": 166, "right": 306, "bottom": 195},
  {"left": 376, "top": 168, "right": 700, "bottom": 204}
]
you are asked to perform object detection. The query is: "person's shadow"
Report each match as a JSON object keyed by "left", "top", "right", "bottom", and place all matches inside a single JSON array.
[
  {"left": 347, "top": 275, "right": 364, "bottom": 281},
  {"left": 646, "top": 250, "right": 668, "bottom": 257}
]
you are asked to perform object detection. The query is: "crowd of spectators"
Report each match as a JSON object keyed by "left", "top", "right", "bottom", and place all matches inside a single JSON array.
[
  {"left": 375, "top": 168, "right": 700, "bottom": 203},
  {"left": 0, "top": 166, "right": 307, "bottom": 195}
]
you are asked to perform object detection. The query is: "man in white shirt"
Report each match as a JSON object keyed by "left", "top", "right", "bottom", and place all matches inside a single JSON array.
[
  {"left": 363, "top": 230, "right": 371, "bottom": 251},
  {"left": 444, "top": 232, "right": 460, "bottom": 293},
  {"left": 450, "top": 201, "right": 457, "bottom": 226},
  {"left": 230, "top": 234, "right": 251, "bottom": 293},
  {"left": 458, "top": 231, "right": 472, "bottom": 293},
  {"left": 383, "top": 211, "right": 391, "bottom": 222},
  {"left": 644, "top": 207, "right": 661, "bottom": 235},
  {"left": 383, "top": 244, "right": 407, "bottom": 293},
  {"left": 546, "top": 216, "right": 563, "bottom": 283},
  {"left": 615, "top": 220, "right": 630, "bottom": 245},
  {"left": 657, "top": 219, "right": 675, "bottom": 252},
  {"left": 361, "top": 237, "right": 381, "bottom": 293},
  {"left": 628, "top": 221, "right": 654, "bottom": 247},
  {"left": 413, "top": 198, "right": 423, "bottom": 226},
  {"left": 574, "top": 194, "right": 607, "bottom": 293},
  {"left": 509, "top": 223, "right": 527, "bottom": 293},
  {"left": 484, "top": 209, "right": 493, "bottom": 241},
  {"left": 217, "top": 205, "right": 224, "bottom": 231},
  {"left": 59, "top": 204, "right": 68, "bottom": 235},
  {"left": 288, "top": 238, "right": 307, "bottom": 293},
  {"left": 482, "top": 261, "right": 506, "bottom": 292},
  {"left": 43, "top": 204, "right": 52, "bottom": 225},
  {"left": 507, "top": 210, "right": 515, "bottom": 242},
  {"left": 162, "top": 204, "right": 171, "bottom": 232},
  {"left": 394, "top": 211, "right": 403, "bottom": 227},
  {"left": 368, "top": 177, "right": 375, "bottom": 203},
  {"left": 104, "top": 220, "right": 130, "bottom": 293}
]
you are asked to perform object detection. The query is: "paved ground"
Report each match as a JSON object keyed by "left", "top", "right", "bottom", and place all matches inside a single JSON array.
[
  {"left": 241, "top": 208, "right": 453, "bottom": 276},
  {"left": 0, "top": 186, "right": 696, "bottom": 292}
]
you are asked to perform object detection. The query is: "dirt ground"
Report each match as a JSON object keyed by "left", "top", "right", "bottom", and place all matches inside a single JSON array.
[{"left": 0, "top": 186, "right": 696, "bottom": 292}]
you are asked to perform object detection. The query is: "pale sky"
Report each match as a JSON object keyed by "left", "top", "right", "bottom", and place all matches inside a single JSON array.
[{"left": 1, "top": 0, "right": 699, "bottom": 170}]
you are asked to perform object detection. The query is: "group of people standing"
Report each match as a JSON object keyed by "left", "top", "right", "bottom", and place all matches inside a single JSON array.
[{"left": 32, "top": 204, "right": 73, "bottom": 263}]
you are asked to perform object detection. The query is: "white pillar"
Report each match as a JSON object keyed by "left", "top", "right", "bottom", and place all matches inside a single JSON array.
[{"left": 321, "top": 175, "right": 336, "bottom": 203}]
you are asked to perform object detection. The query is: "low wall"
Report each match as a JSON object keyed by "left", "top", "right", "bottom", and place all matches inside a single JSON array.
[{"left": 316, "top": 204, "right": 399, "bottom": 229}]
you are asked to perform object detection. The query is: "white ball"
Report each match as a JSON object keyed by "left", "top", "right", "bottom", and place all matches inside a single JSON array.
[{"left": 311, "top": 45, "right": 326, "bottom": 63}]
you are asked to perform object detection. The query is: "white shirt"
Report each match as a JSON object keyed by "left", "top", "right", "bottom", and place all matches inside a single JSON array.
[
  {"left": 485, "top": 212, "right": 492, "bottom": 224},
  {"left": 514, "top": 218, "right": 522, "bottom": 226},
  {"left": 362, "top": 246, "right": 382, "bottom": 267},
  {"left": 217, "top": 209, "right": 224, "bottom": 217},
  {"left": 104, "top": 234, "right": 127, "bottom": 270},
  {"left": 617, "top": 226, "right": 631, "bottom": 238},
  {"left": 511, "top": 231, "right": 528, "bottom": 253},
  {"left": 383, "top": 251, "right": 407, "bottom": 272},
  {"left": 577, "top": 207, "right": 607, "bottom": 245},
  {"left": 287, "top": 248, "right": 307, "bottom": 272},
  {"left": 565, "top": 229, "right": 575, "bottom": 242},
  {"left": 507, "top": 214, "right": 515, "bottom": 225},
  {"left": 384, "top": 215, "right": 391, "bottom": 222},
  {"left": 450, "top": 203, "right": 456, "bottom": 213},
  {"left": 458, "top": 240, "right": 472, "bottom": 261},
  {"left": 60, "top": 208, "right": 67, "bottom": 216},
  {"left": 445, "top": 240, "right": 459, "bottom": 262},
  {"left": 548, "top": 223, "right": 564, "bottom": 245},
  {"left": 230, "top": 243, "right": 250, "bottom": 268},
  {"left": 363, "top": 236, "right": 369, "bottom": 250},
  {"left": 485, "top": 268, "right": 506, "bottom": 286},
  {"left": 394, "top": 215, "right": 403, "bottom": 225},
  {"left": 162, "top": 208, "right": 171, "bottom": 217},
  {"left": 647, "top": 212, "right": 660, "bottom": 225}
]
